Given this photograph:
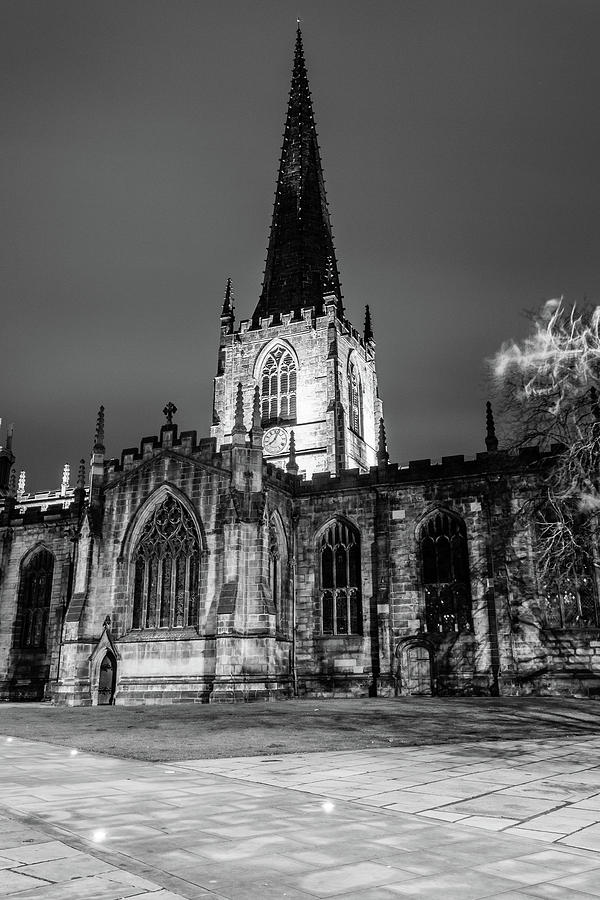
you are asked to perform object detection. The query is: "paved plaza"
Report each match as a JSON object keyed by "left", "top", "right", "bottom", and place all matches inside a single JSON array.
[{"left": 2, "top": 732, "right": 600, "bottom": 897}]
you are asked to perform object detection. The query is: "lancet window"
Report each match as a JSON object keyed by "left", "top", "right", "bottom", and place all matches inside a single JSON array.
[
  {"left": 348, "top": 361, "right": 362, "bottom": 436},
  {"left": 268, "top": 514, "right": 288, "bottom": 633},
  {"left": 261, "top": 347, "right": 297, "bottom": 425},
  {"left": 131, "top": 495, "right": 200, "bottom": 630},
  {"left": 14, "top": 548, "right": 54, "bottom": 650},
  {"left": 418, "top": 511, "right": 473, "bottom": 633},
  {"left": 320, "top": 521, "right": 362, "bottom": 635}
]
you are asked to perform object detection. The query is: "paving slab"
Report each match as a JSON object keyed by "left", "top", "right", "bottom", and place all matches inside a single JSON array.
[{"left": 1, "top": 733, "right": 600, "bottom": 898}]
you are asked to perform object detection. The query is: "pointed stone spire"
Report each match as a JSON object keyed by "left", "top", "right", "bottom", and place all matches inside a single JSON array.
[
  {"left": 286, "top": 429, "right": 299, "bottom": 474},
  {"left": 254, "top": 25, "right": 343, "bottom": 322},
  {"left": 8, "top": 469, "right": 16, "bottom": 498},
  {"left": 364, "top": 305, "right": 373, "bottom": 343},
  {"left": 232, "top": 382, "right": 246, "bottom": 445},
  {"left": 6, "top": 423, "right": 13, "bottom": 453},
  {"left": 93, "top": 405, "right": 105, "bottom": 454},
  {"left": 17, "top": 470, "right": 26, "bottom": 498},
  {"left": 485, "top": 401, "right": 499, "bottom": 452},
  {"left": 250, "top": 386, "right": 264, "bottom": 448},
  {"left": 377, "top": 418, "right": 389, "bottom": 465},
  {"left": 220, "top": 277, "right": 235, "bottom": 332}
]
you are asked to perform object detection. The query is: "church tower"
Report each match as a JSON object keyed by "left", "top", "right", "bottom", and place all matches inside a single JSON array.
[{"left": 211, "top": 27, "right": 383, "bottom": 478}]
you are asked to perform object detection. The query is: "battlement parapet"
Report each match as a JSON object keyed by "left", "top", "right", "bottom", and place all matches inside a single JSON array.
[{"left": 295, "top": 445, "right": 559, "bottom": 495}]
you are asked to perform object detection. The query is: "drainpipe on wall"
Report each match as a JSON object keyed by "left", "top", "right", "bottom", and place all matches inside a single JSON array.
[{"left": 483, "top": 490, "right": 501, "bottom": 696}]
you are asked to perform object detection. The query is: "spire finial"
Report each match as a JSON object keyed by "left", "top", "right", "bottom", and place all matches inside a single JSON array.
[
  {"left": 76, "top": 458, "right": 86, "bottom": 490},
  {"left": 163, "top": 402, "right": 177, "bottom": 425},
  {"left": 8, "top": 469, "right": 16, "bottom": 498},
  {"left": 60, "top": 463, "right": 70, "bottom": 496},
  {"left": 17, "top": 470, "right": 26, "bottom": 498},
  {"left": 377, "top": 418, "right": 389, "bottom": 465},
  {"left": 6, "top": 423, "right": 14, "bottom": 452},
  {"left": 221, "top": 277, "right": 235, "bottom": 330},
  {"left": 485, "top": 400, "right": 498, "bottom": 452},
  {"left": 250, "top": 386, "right": 264, "bottom": 447},
  {"left": 232, "top": 382, "right": 246, "bottom": 436},
  {"left": 93, "top": 405, "right": 105, "bottom": 454},
  {"left": 286, "top": 429, "right": 299, "bottom": 474},
  {"left": 364, "top": 305, "right": 373, "bottom": 343}
]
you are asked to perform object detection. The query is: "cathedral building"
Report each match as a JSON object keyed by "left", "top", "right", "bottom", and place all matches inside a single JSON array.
[{"left": 1, "top": 28, "right": 599, "bottom": 705}]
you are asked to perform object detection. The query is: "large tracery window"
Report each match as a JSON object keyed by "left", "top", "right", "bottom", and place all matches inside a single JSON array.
[
  {"left": 419, "top": 511, "right": 473, "bottom": 633},
  {"left": 542, "top": 560, "right": 599, "bottom": 628},
  {"left": 132, "top": 494, "right": 200, "bottom": 630},
  {"left": 261, "top": 347, "right": 297, "bottom": 425},
  {"left": 320, "top": 521, "right": 362, "bottom": 635},
  {"left": 348, "top": 361, "right": 362, "bottom": 436},
  {"left": 14, "top": 548, "right": 54, "bottom": 650}
]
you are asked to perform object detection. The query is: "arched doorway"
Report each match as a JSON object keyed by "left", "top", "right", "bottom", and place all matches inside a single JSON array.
[
  {"left": 405, "top": 645, "right": 432, "bottom": 695},
  {"left": 98, "top": 653, "right": 116, "bottom": 705},
  {"left": 397, "top": 641, "right": 434, "bottom": 696}
]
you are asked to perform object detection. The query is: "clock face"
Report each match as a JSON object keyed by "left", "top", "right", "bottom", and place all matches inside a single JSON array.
[{"left": 262, "top": 426, "right": 288, "bottom": 456}]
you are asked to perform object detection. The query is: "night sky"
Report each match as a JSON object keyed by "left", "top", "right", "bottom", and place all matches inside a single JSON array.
[{"left": 3, "top": 0, "right": 600, "bottom": 492}]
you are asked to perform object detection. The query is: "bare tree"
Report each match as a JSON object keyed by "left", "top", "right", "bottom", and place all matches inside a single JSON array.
[{"left": 492, "top": 299, "right": 600, "bottom": 625}]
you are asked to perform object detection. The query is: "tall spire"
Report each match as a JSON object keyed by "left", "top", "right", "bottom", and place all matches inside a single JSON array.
[{"left": 254, "top": 25, "right": 343, "bottom": 323}]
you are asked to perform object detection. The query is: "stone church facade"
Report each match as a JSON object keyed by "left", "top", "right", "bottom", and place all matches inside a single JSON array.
[{"left": 1, "top": 29, "right": 599, "bottom": 705}]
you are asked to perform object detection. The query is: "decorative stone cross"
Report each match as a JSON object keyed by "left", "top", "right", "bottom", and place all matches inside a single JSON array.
[{"left": 163, "top": 402, "right": 177, "bottom": 425}]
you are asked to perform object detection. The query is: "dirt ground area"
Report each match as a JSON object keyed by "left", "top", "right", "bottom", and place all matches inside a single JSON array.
[{"left": 1, "top": 695, "right": 599, "bottom": 761}]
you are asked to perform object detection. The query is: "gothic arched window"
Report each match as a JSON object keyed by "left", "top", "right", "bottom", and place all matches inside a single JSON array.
[
  {"left": 14, "top": 548, "right": 54, "bottom": 650},
  {"left": 132, "top": 494, "right": 200, "bottom": 630},
  {"left": 320, "top": 521, "right": 362, "bottom": 635},
  {"left": 261, "top": 347, "right": 297, "bottom": 425},
  {"left": 348, "top": 360, "right": 362, "bottom": 436},
  {"left": 418, "top": 511, "right": 472, "bottom": 633}
]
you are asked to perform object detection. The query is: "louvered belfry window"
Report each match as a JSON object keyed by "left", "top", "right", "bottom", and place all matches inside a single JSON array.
[
  {"left": 348, "top": 361, "right": 362, "bottom": 436},
  {"left": 261, "top": 347, "right": 297, "bottom": 425},
  {"left": 419, "top": 511, "right": 473, "bottom": 633},
  {"left": 320, "top": 521, "right": 362, "bottom": 635},
  {"left": 15, "top": 548, "right": 54, "bottom": 649},
  {"left": 132, "top": 495, "right": 200, "bottom": 630}
]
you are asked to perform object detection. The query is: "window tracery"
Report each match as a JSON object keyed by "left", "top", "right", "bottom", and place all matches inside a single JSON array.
[
  {"left": 418, "top": 511, "right": 472, "bottom": 633},
  {"left": 14, "top": 548, "right": 54, "bottom": 650},
  {"left": 261, "top": 347, "right": 297, "bottom": 425},
  {"left": 132, "top": 495, "right": 200, "bottom": 630},
  {"left": 320, "top": 521, "right": 362, "bottom": 635}
]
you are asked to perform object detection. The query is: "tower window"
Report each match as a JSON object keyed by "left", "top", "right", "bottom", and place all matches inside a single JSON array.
[
  {"left": 348, "top": 361, "right": 362, "bottom": 436},
  {"left": 14, "top": 548, "right": 54, "bottom": 650},
  {"left": 132, "top": 494, "right": 200, "bottom": 630},
  {"left": 418, "top": 511, "right": 473, "bottom": 633},
  {"left": 320, "top": 521, "right": 362, "bottom": 635},
  {"left": 261, "top": 347, "right": 297, "bottom": 425}
]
